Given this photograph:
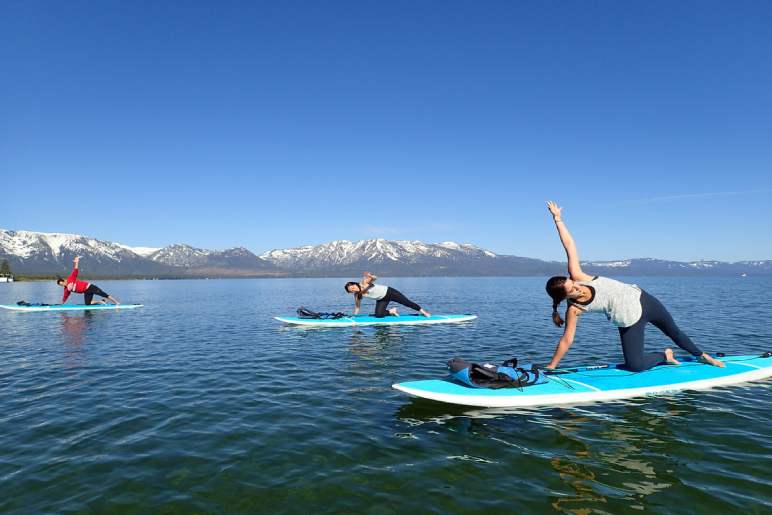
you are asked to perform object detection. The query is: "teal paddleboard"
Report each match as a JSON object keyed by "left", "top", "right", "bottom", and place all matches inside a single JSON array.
[
  {"left": 0, "top": 303, "right": 143, "bottom": 312},
  {"left": 393, "top": 354, "right": 772, "bottom": 407},
  {"left": 275, "top": 313, "right": 477, "bottom": 327}
]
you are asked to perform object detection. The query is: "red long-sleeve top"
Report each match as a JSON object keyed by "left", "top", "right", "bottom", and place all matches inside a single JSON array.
[{"left": 62, "top": 268, "right": 90, "bottom": 303}]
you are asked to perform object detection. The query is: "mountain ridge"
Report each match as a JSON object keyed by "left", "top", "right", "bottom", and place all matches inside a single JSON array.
[{"left": 1, "top": 229, "right": 769, "bottom": 277}]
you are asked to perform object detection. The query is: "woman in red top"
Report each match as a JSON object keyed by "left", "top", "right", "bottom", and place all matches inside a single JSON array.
[{"left": 56, "top": 256, "right": 120, "bottom": 305}]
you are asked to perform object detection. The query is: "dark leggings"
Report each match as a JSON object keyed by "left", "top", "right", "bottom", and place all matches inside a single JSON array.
[
  {"left": 374, "top": 287, "right": 422, "bottom": 318},
  {"left": 84, "top": 284, "right": 109, "bottom": 305},
  {"left": 618, "top": 290, "right": 702, "bottom": 371}
]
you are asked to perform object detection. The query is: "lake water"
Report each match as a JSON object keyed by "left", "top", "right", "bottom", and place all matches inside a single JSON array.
[{"left": 1, "top": 277, "right": 770, "bottom": 513}]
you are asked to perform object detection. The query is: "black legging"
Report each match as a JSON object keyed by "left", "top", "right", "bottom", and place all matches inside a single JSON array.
[
  {"left": 84, "top": 284, "right": 109, "bottom": 305},
  {"left": 374, "top": 287, "right": 422, "bottom": 318},
  {"left": 618, "top": 290, "right": 702, "bottom": 371}
]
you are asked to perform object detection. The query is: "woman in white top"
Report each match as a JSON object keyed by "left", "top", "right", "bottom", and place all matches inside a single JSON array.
[
  {"left": 345, "top": 272, "right": 431, "bottom": 318},
  {"left": 543, "top": 201, "right": 724, "bottom": 371}
]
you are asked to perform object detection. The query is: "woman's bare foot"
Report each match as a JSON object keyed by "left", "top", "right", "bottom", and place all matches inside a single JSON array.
[
  {"left": 388, "top": 307, "right": 399, "bottom": 316},
  {"left": 420, "top": 308, "right": 431, "bottom": 317},
  {"left": 664, "top": 348, "right": 681, "bottom": 365},
  {"left": 700, "top": 353, "right": 725, "bottom": 368}
]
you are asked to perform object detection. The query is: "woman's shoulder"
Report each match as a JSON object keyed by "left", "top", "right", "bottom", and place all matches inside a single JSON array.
[
  {"left": 592, "top": 276, "right": 641, "bottom": 293},
  {"left": 577, "top": 274, "right": 600, "bottom": 284},
  {"left": 593, "top": 275, "right": 630, "bottom": 285},
  {"left": 592, "top": 275, "right": 626, "bottom": 285}
]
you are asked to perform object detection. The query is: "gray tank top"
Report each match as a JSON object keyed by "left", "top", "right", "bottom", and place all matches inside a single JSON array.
[
  {"left": 568, "top": 276, "right": 643, "bottom": 327},
  {"left": 362, "top": 283, "right": 388, "bottom": 300}
]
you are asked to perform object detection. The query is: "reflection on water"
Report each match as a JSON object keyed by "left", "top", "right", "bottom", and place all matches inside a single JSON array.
[
  {"left": 348, "top": 326, "right": 406, "bottom": 364},
  {"left": 59, "top": 311, "right": 95, "bottom": 369},
  {"left": 549, "top": 455, "right": 606, "bottom": 514},
  {"left": 59, "top": 311, "right": 94, "bottom": 346},
  {"left": 395, "top": 398, "right": 708, "bottom": 513}
]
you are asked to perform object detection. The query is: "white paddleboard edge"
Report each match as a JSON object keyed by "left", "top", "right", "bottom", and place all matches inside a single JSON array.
[
  {"left": 275, "top": 314, "right": 477, "bottom": 326},
  {"left": 0, "top": 304, "right": 144, "bottom": 312},
  {"left": 392, "top": 366, "right": 772, "bottom": 408}
]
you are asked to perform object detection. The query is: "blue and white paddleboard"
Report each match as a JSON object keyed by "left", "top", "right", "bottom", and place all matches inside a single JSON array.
[
  {"left": 0, "top": 303, "right": 143, "bottom": 312},
  {"left": 393, "top": 354, "right": 772, "bottom": 407},
  {"left": 275, "top": 313, "right": 477, "bottom": 327}
]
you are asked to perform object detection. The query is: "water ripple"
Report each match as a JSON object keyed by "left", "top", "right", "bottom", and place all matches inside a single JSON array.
[{"left": 0, "top": 277, "right": 770, "bottom": 513}]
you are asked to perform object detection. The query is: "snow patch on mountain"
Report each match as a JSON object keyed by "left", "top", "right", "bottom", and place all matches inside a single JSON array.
[
  {"left": 582, "top": 260, "right": 632, "bottom": 268},
  {"left": 688, "top": 261, "right": 720, "bottom": 268},
  {"left": 117, "top": 244, "right": 161, "bottom": 257},
  {"left": 260, "top": 238, "right": 497, "bottom": 269},
  {"left": 148, "top": 244, "right": 212, "bottom": 267}
]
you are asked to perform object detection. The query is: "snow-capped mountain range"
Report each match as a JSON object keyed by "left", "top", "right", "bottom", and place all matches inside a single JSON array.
[
  {"left": 145, "top": 243, "right": 274, "bottom": 271},
  {"left": 260, "top": 239, "right": 497, "bottom": 269},
  {"left": 0, "top": 230, "right": 277, "bottom": 276},
  {"left": 1, "top": 229, "right": 770, "bottom": 277},
  {"left": 0, "top": 230, "right": 168, "bottom": 275},
  {"left": 259, "top": 238, "right": 554, "bottom": 276}
]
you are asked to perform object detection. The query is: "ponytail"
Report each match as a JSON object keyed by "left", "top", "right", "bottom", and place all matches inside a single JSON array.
[
  {"left": 551, "top": 301, "right": 564, "bottom": 327},
  {"left": 545, "top": 276, "right": 568, "bottom": 327}
]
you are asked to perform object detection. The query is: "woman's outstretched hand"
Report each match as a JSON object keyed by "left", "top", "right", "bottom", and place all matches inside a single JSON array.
[{"left": 546, "top": 201, "right": 562, "bottom": 221}]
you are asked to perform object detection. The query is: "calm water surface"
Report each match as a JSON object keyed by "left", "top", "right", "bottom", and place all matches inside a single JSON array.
[{"left": 1, "top": 277, "right": 770, "bottom": 513}]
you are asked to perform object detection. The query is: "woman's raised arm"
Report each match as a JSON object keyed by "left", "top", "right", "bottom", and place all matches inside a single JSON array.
[
  {"left": 546, "top": 201, "right": 593, "bottom": 282},
  {"left": 361, "top": 272, "right": 377, "bottom": 288}
]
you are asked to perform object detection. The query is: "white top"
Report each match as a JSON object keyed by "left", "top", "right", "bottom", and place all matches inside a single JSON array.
[
  {"left": 362, "top": 283, "right": 388, "bottom": 300},
  {"left": 568, "top": 276, "right": 643, "bottom": 328}
]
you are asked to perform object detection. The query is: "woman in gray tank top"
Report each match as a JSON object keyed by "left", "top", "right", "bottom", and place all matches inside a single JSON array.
[
  {"left": 542, "top": 201, "right": 724, "bottom": 371},
  {"left": 344, "top": 272, "right": 432, "bottom": 318}
]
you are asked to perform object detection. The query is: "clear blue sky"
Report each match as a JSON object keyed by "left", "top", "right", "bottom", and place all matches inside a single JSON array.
[{"left": 2, "top": 1, "right": 770, "bottom": 261}]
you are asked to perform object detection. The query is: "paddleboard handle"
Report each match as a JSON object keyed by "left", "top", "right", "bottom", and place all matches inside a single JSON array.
[{"left": 716, "top": 352, "right": 725, "bottom": 357}]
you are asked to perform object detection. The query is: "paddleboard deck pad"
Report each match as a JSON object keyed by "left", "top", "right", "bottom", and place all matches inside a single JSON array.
[
  {"left": 275, "top": 313, "right": 477, "bottom": 327},
  {"left": 0, "top": 303, "right": 143, "bottom": 312},
  {"left": 393, "top": 354, "right": 772, "bottom": 407}
]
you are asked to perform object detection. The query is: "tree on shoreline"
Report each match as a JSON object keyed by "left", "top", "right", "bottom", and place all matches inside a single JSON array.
[{"left": 0, "top": 259, "right": 11, "bottom": 277}]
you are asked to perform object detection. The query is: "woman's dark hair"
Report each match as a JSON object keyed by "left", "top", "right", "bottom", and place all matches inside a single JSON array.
[
  {"left": 545, "top": 276, "right": 568, "bottom": 327},
  {"left": 55, "top": 276, "right": 64, "bottom": 284},
  {"left": 344, "top": 281, "right": 359, "bottom": 293}
]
